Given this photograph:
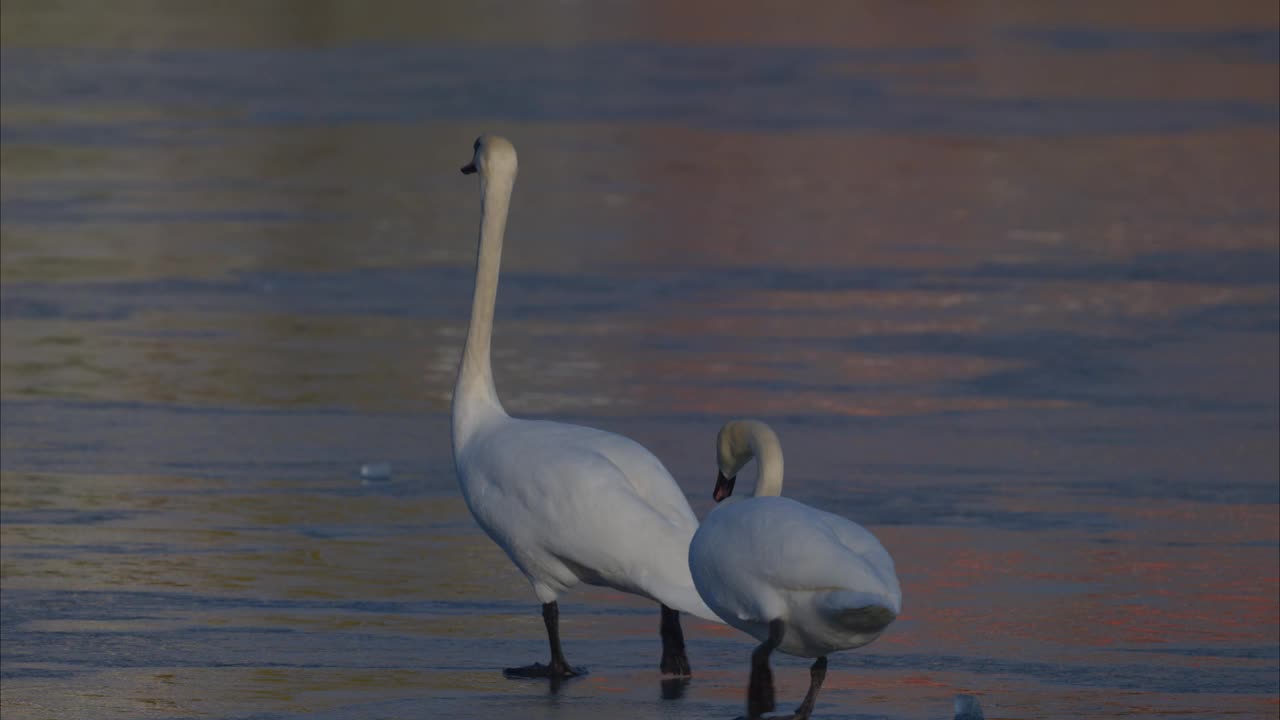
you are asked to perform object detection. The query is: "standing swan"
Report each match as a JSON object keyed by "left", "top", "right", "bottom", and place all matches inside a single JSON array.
[
  {"left": 688, "top": 420, "right": 901, "bottom": 719},
  {"left": 452, "top": 135, "right": 719, "bottom": 680}
]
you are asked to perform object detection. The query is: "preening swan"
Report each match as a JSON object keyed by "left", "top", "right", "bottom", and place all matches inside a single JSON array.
[
  {"left": 688, "top": 420, "right": 901, "bottom": 719},
  {"left": 452, "top": 135, "right": 719, "bottom": 680}
]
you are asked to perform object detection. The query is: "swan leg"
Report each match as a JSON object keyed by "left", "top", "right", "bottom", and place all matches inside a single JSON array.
[
  {"left": 743, "top": 618, "right": 784, "bottom": 719},
  {"left": 503, "top": 601, "right": 586, "bottom": 679},
  {"left": 659, "top": 604, "right": 692, "bottom": 677},
  {"left": 776, "top": 656, "right": 827, "bottom": 720}
]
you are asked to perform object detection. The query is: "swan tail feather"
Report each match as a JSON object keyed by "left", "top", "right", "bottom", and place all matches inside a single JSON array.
[{"left": 815, "top": 589, "right": 897, "bottom": 634}]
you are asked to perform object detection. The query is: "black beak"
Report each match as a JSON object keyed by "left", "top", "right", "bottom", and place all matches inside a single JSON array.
[
  {"left": 460, "top": 162, "right": 477, "bottom": 175},
  {"left": 713, "top": 471, "right": 736, "bottom": 503}
]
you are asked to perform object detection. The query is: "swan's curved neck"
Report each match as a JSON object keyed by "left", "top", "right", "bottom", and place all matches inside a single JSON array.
[
  {"left": 732, "top": 420, "right": 784, "bottom": 497},
  {"left": 453, "top": 170, "right": 514, "bottom": 445},
  {"left": 748, "top": 426, "right": 784, "bottom": 498}
]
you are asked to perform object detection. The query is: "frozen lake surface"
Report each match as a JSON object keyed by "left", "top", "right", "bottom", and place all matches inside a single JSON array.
[{"left": 2, "top": 3, "right": 1277, "bottom": 718}]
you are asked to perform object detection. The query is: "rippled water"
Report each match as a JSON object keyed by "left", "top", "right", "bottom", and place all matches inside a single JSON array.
[{"left": 2, "top": 3, "right": 1277, "bottom": 719}]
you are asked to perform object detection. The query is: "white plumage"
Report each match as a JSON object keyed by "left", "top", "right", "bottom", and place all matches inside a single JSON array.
[
  {"left": 688, "top": 419, "right": 900, "bottom": 717},
  {"left": 691, "top": 494, "right": 900, "bottom": 656},
  {"left": 451, "top": 135, "right": 716, "bottom": 679},
  {"left": 457, "top": 418, "right": 717, "bottom": 619}
]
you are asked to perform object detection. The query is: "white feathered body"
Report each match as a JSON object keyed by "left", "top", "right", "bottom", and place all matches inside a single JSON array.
[
  {"left": 455, "top": 415, "right": 720, "bottom": 622},
  {"left": 688, "top": 495, "right": 901, "bottom": 657}
]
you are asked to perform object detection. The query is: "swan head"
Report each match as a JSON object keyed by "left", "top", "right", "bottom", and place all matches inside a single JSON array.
[
  {"left": 713, "top": 419, "right": 783, "bottom": 502},
  {"left": 461, "top": 134, "right": 518, "bottom": 180},
  {"left": 713, "top": 423, "right": 745, "bottom": 502},
  {"left": 712, "top": 470, "right": 737, "bottom": 503}
]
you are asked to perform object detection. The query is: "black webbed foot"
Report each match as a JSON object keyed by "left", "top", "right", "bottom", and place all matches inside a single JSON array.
[{"left": 502, "top": 661, "right": 586, "bottom": 680}]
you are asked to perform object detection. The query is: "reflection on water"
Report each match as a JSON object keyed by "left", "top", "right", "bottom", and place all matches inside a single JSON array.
[{"left": 2, "top": 2, "right": 1277, "bottom": 719}]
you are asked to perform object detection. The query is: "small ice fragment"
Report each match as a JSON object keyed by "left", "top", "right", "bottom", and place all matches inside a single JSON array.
[
  {"left": 954, "top": 694, "right": 984, "bottom": 720},
  {"left": 359, "top": 462, "right": 393, "bottom": 481}
]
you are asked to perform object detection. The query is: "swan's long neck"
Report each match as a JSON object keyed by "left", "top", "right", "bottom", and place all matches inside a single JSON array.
[
  {"left": 453, "top": 170, "right": 514, "bottom": 446},
  {"left": 748, "top": 427, "right": 784, "bottom": 498},
  {"left": 739, "top": 421, "right": 784, "bottom": 497}
]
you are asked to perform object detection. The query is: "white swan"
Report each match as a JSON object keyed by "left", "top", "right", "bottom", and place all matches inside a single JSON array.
[
  {"left": 452, "top": 135, "right": 719, "bottom": 680},
  {"left": 688, "top": 420, "right": 901, "bottom": 719}
]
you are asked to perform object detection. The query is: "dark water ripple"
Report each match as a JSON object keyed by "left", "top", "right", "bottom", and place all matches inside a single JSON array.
[
  {"left": 1008, "top": 27, "right": 1280, "bottom": 63},
  {"left": 3, "top": 44, "right": 1277, "bottom": 137},
  {"left": 3, "top": 247, "right": 1277, "bottom": 318}
]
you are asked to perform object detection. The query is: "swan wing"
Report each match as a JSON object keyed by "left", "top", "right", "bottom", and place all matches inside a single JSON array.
[
  {"left": 459, "top": 419, "right": 718, "bottom": 621},
  {"left": 808, "top": 505, "right": 901, "bottom": 607},
  {"left": 739, "top": 498, "right": 897, "bottom": 597},
  {"left": 567, "top": 426, "right": 699, "bottom": 531},
  {"left": 691, "top": 497, "right": 899, "bottom": 625}
]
